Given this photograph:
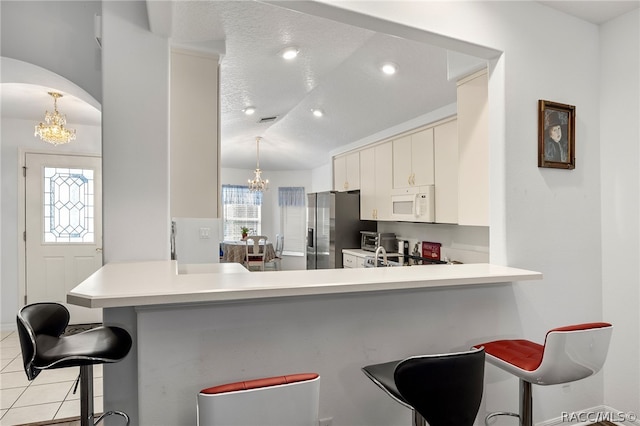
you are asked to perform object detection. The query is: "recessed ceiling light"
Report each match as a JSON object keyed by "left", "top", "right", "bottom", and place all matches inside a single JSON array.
[
  {"left": 243, "top": 107, "right": 256, "bottom": 115},
  {"left": 280, "top": 46, "right": 299, "bottom": 60},
  {"left": 312, "top": 108, "right": 324, "bottom": 118},
  {"left": 381, "top": 62, "right": 398, "bottom": 75}
]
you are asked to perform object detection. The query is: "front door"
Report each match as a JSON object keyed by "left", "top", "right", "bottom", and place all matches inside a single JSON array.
[{"left": 25, "top": 153, "right": 102, "bottom": 324}]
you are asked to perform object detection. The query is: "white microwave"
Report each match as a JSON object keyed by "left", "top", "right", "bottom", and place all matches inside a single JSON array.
[{"left": 390, "top": 186, "right": 435, "bottom": 222}]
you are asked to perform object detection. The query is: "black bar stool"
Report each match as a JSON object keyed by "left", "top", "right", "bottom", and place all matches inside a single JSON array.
[
  {"left": 16, "top": 302, "right": 132, "bottom": 426},
  {"left": 362, "top": 347, "right": 485, "bottom": 426},
  {"left": 474, "top": 322, "right": 613, "bottom": 426}
]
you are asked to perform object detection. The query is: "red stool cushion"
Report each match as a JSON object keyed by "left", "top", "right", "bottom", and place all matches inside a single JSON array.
[
  {"left": 477, "top": 339, "right": 544, "bottom": 371},
  {"left": 200, "top": 373, "right": 319, "bottom": 394}
]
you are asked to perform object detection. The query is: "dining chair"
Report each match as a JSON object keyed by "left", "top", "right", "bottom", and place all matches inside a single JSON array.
[
  {"left": 244, "top": 235, "right": 268, "bottom": 271},
  {"left": 265, "top": 234, "right": 284, "bottom": 271}
]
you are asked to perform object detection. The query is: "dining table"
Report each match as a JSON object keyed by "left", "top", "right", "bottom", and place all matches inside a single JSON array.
[{"left": 221, "top": 240, "right": 276, "bottom": 263}]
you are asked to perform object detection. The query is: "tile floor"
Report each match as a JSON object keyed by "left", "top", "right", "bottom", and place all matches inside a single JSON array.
[{"left": 1, "top": 329, "right": 102, "bottom": 425}]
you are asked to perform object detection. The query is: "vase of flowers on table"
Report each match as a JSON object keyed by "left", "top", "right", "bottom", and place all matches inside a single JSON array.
[{"left": 241, "top": 227, "right": 249, "bottom": 240}]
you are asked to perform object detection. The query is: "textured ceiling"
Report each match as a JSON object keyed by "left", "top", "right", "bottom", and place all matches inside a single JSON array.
[{"left": 150, "top": 0, "right": 459, "bottom": 171}]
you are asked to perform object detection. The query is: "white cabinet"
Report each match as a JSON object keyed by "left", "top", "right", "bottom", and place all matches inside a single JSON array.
[
  {"left": 457, "top": 69, "right": 489, "bottom": 226},
  {"left": 343, "top": 253, "right": 365, "bottom": 269},
  {"left": 392, "top": 128, "right": 434, "bottom": 189},
  {"left": 360, "top": 141, "right": 393, "bottom": 220},
  {"left": 434, "top": 119, "right": 459, "bottom": 224},
  {"left": 333, "top": 152, "right": 360, "bottom": 191}
]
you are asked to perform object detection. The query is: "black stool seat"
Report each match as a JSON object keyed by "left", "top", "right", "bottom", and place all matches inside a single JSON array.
[
  {"left": 32, "top": 326, "right": 131, "bottom": 372},
  {"left": 362, "top": 347, "right": 485, "bottom": 426},
  {"left": 17, "top": 302, "right": 132, "bottom": 425}
]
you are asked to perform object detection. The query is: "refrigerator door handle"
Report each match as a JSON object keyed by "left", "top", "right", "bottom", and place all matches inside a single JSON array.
[{"left": 307, "top": 227, "right": 314, "bottom": 248}]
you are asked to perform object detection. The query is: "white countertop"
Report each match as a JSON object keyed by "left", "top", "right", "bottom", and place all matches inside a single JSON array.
[{"left": 67, "top": 260, "right": 542, "bottom": 309}]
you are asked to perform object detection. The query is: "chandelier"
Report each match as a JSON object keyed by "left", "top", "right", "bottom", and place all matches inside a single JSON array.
[
  {"left": 248, "top": 137, "right": 269, "bottom": 192},
  {"left": 34, "top": 92, "right": 76, "bottom": 145}
]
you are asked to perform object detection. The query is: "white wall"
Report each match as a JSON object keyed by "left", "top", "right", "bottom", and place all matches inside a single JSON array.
[
  {"left": 600, "top": 9, "right": 640, "bottom": 414},
  {"left": 102, "top": 0, "right": 170, "bottom": 263},
  {"left": 0, "top": 1, "right": 102, "bottom": 101}
]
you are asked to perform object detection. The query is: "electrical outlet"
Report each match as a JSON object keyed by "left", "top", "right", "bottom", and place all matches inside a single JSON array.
[
  {"left": 318, "top": 417, "right": 333, "bottom": 426},
  {"left": 199, "top": 227, "right": 210, "bottom": 239}
]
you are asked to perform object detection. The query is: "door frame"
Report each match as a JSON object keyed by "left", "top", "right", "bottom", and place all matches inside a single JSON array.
[{"left": 17, "top": 148, "right": 102, "bottom": 310}]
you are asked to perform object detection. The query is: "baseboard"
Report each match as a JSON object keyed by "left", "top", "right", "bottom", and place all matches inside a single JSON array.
[{"left": 537, "top": 405, "right": 640, "bottom": 426}]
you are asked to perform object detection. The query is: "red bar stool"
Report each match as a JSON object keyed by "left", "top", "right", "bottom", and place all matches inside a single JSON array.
[
  {"left": 474, "top": 322, "right": 613, "bottom": 426},
  {"left": 197, "top": 373, "right": 320, "bottom": 426}
]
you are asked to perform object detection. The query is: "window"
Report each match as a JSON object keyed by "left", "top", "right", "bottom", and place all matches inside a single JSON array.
[
  {"left": 43, "top": 166, "right": 95, "bottom": 243},
  {"left": 278, "top": 187, "right": 305, "bottom": 255},
  {"left": 222, "top": 185, "right": 262, "bottom": 240}
]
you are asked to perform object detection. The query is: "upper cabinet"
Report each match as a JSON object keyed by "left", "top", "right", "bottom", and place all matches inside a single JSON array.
[
  {"left": 333, "top": 151, "right": 360, "bottom": 191},
  {"left": 457, "top": 69, "right": 489, "bottom": 226},
  {"left": 392, "top": 128, "right": 434, "bottom": 189},
  {"left": 433, "top": 118, "right": 459, "bottom": 224},
  {"left": 360, "top": 142, "right": 393, "bottom": 220}
]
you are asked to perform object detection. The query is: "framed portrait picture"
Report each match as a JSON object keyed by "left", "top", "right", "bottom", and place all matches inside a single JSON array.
[{"left": 538, "top": 100, "right": 576, "bottom": 169}]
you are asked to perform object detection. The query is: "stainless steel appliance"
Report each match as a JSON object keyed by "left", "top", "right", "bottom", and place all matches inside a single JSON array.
[
  {"left": 360, "top": 231, "right": 397, "bottom": 253},
  {"left": 306, "top": 191, "right": 375, "bottom": 269}
]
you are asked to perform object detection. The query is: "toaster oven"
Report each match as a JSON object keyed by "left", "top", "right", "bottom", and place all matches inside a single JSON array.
[{"left": 360, "top": 231, "right": 397, "bottom": 252}]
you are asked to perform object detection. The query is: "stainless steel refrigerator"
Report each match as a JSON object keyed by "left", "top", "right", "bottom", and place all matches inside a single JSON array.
[{"left": 306, "top": 191, "right": 376, "bottom": 269}]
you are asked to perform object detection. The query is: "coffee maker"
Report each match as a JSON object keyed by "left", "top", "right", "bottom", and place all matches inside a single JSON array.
[{"left": 397, "top": 239, "right": 410, "bottom": 265}]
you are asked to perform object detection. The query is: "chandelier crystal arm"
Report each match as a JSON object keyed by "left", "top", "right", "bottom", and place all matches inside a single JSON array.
[{"left": 248, "top": 136, "right": 269, "bottom": 192}]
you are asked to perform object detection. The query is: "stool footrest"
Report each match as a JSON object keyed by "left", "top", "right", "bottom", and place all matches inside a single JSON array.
[
  {"left": 93, "top": 410, "right": 130, "bottom": 426},
  {"left": 485, "top": 411, "right": 519, "bottom": 426}
]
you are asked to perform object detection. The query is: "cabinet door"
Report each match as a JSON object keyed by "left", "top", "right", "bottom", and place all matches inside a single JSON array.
[
  {"left": 359, "top": 147, "right": 376, "bottom": 220},
  {"left": 434, "top": 119, "right": 458, "bottom": 224},
  {"left": 411, "top": 128, "right": 435, "bottom": 186},
  {"left": 392, "top": 135, "right": 412, "bottom": 188},
  {"left": 333, "top": 155, "right": 347, "bottom": 191},
  {"left": 457, "top": 69, "right": 489, "bottom": 226},
  {"left": 375, "top": 142, "right": 393, "bottom": 220},
  {"left": 345, "top": 151, "right": 360, "bottom": 190},
  {"left": 343, "top": 253, "right": 357, "bottom": 268}
]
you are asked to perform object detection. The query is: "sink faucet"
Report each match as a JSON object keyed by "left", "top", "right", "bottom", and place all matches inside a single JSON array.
[{"left": 374, "top": 246, "right": 387, "bottom": 267}]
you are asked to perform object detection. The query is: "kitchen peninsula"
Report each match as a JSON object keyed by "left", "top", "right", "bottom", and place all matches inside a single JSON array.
[{"left": 68, "top": 261, "right": 541, "bottom": 425}]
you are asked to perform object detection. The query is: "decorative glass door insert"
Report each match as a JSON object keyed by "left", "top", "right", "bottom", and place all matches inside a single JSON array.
[{"left": 43, "top": 167, "right": 95, "bottom": 243}]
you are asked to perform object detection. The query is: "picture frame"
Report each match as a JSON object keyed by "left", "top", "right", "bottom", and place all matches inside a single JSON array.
[{"left": 538, "top": 100, "right": 576, "bottom": 169}]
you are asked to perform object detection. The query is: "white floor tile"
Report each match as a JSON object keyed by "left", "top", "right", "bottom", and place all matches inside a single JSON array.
[
  {"left": 0, "top": 402, "right": 61, "bottom": 425},
  {"left": 0, "top": 331, "right": 16, "bottom": 340},
  {"left": 13, "top": 381, "right": 74, "bottom": 407},
  {"left": 33, "top": 367, "right": 79, "bottom": 385},
  {"left": 54, "top": 396, "right": 103, "bottom": 421},
  {"left": 1, "top": 358, "right": 23, "bottom": 374},
  {"left": 0, "top": 347, "right": 20, "bottom": 361},
  {"left": 0, "top": 371, "right": 30, "bottom": 389},
  {"left": 0, "top": 337, "right": 19, "bottom": 349},
  {"left": 94, "top": 364, "right": 103, "bottom": 378},
  {"left": 0, "top": 387, "right": 24, "bottom": 410},
  {"left": 0, "top": 408, "right": 6, "bottom": 419},
  {"left": 65, "top": 377, "right": 102, "bottom": 400},
  {"left": 54, "top": 398, "right": 80, "bottom": 420},
  {"left": 0, "top": 357, "right": 17, "bottom": 372}
]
